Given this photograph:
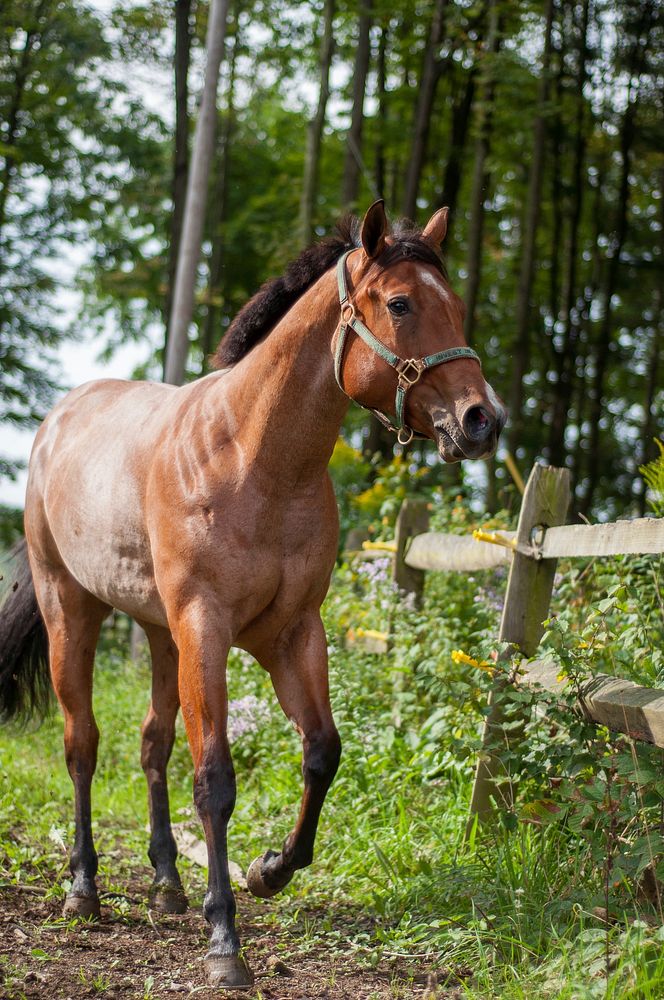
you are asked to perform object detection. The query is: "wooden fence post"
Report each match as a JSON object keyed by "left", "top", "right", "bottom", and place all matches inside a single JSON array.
[
  {"left": 393, "top": 498, "right": 430, "bottom": 604},
  {"left": 467, "top": 464, "right": 571, "bottom": 826}
]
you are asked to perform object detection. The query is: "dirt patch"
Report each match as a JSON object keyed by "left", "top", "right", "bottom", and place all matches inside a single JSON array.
[{"left": 0, "top": 880, "right": 461, "bottom": 999}]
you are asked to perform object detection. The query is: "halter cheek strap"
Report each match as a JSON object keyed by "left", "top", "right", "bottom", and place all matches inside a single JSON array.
[{"left": 333, "top": 250, "right": 481, "bottom": 445}]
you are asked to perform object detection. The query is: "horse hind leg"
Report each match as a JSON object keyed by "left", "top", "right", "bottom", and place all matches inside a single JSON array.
[
  {"left": 139, "top": 622, "right": 187, "bottom": 914},
  {"left": 33, "top": 565, "right": 108, "bottom": 919}
]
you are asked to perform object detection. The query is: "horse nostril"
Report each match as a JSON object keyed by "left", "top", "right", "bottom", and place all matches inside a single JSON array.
[{"left": 463, "top": 405, "right": 494, "bottom": 442}]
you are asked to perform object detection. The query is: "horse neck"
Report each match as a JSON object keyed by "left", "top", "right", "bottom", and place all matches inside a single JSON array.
[{"left": 220, "top": 267, "right": 349, "bottom": 484}]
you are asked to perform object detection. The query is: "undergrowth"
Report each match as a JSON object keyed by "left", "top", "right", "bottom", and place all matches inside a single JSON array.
[{"left": 1, "top": 464, "right": 663, "bottom": 998}]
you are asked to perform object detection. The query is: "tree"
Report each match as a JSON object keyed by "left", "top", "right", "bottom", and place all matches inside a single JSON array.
[
  {"left": 0, "top": 0, "right": 166, "bottom": 479},
  {"left": 401, "top": 0, "right": 447, "bottom": 220},
  {"left": 438, "top": 61, "right": 476, "bottom": 238},
  {"left": 164, "top": 0, "right": 230, "bottom": 385},
  {"left": 341, "top": 0, "right": 373, "bottom": 210},
  {"left": 463, "top": 0, "right": 500, "bottom": 345},
  {"left": 299, "top": 0, "right": 335, "bottom": 247},
  {"left": 506, "top": 0, "right": 555, "bottom": 458},
  {"left": 163, "top": 0, "right": 194, "bottom": 375},
  {"left": 201, "top": 8, "right": 242, "bottom": 368}
]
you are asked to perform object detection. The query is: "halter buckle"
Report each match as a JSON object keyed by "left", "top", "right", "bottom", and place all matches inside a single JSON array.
[{"left": 396, "top": 358, "right": 426, "bottom": 386}]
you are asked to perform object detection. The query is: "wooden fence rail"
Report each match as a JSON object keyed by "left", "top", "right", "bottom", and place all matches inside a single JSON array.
[{"left": 378, "top": 464, "right": 664, "bottom": 824}]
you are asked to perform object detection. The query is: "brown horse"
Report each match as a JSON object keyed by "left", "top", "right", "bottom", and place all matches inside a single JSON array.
[{"left": 0, "top": 202, "right": 505, "bottom": 989}]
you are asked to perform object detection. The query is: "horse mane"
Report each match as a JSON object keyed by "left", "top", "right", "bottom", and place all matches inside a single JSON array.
[{"left": 213, "top": 215, "right": 446, "bottom": 369}]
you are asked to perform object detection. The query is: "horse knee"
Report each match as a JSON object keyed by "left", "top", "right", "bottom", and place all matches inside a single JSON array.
[{"left": 304, "top": 727, "right": 341, "bottom": 786}]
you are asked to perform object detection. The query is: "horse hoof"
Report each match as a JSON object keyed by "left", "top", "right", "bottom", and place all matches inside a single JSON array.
[
  {"left": 205, "top": 955, "right": 254, "bottom": 989},
  {"left": 63, "top": 894, "right": 101, "bottom": 920},
  {"left": 246, "top": 850, "right": 281, "bottom": 899},
  {"left": 149, "top": 885, "right": 188, "bottom": 914}
]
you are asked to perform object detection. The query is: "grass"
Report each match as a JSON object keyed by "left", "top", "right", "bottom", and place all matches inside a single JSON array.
[{"left": 1, "top": 556, "right": 663, "bottom": 998}]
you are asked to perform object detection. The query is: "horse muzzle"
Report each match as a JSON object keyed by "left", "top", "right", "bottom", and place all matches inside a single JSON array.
[{"left": 432, "top": 400, "right": 507, "bottom": 463}]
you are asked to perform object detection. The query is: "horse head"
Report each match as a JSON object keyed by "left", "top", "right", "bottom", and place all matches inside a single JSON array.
[{"left": 334, "top": 200, "right": 506, "bottom": 462}]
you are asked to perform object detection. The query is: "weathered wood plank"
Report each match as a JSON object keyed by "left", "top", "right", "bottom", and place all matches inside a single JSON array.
[
  {"left": 393, "top": 498, "right": 430, "bottom": 603},
  {"left": 523, "top": 659, "right": 664, "bottom": 749},
  {"left": 467, "top": 465, "right": 572, "bottom": 827},
  {"left": 500, "top": 465, "right": 572, "bottom": 656},
  {"left": 539, "top": 518, "right": 664, "bottom": 559},
  {"left": 405, "top": 532, "right": 513, "bottom": 572}
]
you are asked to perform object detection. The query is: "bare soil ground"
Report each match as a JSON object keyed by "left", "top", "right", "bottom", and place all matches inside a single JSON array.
[{"left": 0, "top": 877, "right": 461, "bottom": 1000}]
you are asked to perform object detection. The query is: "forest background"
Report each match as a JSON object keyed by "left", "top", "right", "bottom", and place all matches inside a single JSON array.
[
  {"left": 2, "top": 4, "right": 664, "bottom": 997},
  {"left": 1, "top": 0, "right": 662, "bottom": 524}
]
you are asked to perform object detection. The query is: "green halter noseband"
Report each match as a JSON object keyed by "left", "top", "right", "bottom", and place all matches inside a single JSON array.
[{"left": 333, "top": 250, "right": 481, "bottom": 445}]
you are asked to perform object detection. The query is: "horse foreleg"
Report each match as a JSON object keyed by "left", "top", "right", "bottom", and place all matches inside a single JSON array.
[
  {"left": 140, "top": 623, "right": 187, "bottom": 914},
  {"left": 247, "top": 611, "right": 341, "bottom": 899},
  {"left": 34, "top": 567, "right": 107, "bottom": 920},
  {"left": 173, "top": 610, "right": 253, "bottom": 990}
]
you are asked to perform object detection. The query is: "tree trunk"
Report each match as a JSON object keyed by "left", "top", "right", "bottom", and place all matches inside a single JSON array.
[
  {"left": 341, "top": 0, "right": 373, "bottom": 211},
  {"left": 547, "top": 0, "right": 590, "bottom": 467},
  {"left": 401, "top": 0, "right": 447, "bottom": 220},
  {"left": 164, "top": 0, "right": 230, "bottom": 386},
  {"left": 299, "top": 0, "right": 335, "bottom": 248},
  {"left": 162, "top": 0, "right": 193, "bottom": 376},
  {"left": 438, "top": 65, "right": 476, "bottom": 238},
  {"left": 200, "top": 17, "right": 241, "bottom": 372},
  {"left": 506, "top": 0, "right": 555, "bottom": 458},
  {"left": 463, "top": 0, "right": 500, "bottom": 346},
  {"left": 547, "top": 36, "right": 565, "bottom": 333},
  {"left": 374, "top": 19, "right": 387, "bottom": 198}
]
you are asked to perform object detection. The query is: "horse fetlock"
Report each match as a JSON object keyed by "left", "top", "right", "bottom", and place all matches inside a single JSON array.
[
  {"left": 70, "top": 843, "right": 98, "bottom": 878},
  {"left": 147, "top": 831, "right": 178, "bottom": 870}
]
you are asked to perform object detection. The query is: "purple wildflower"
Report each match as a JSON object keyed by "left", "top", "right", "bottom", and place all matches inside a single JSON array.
[{"left": 227, "top": 695, "right": 265, "bottom": 742}]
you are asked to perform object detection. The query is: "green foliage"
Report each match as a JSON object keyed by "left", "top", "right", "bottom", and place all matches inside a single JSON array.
[
  {"left": 0, "top": 0, "right": 168, "bottom": 471},
  {"left": 640, "top": 439, "right": 664, "bottom": 517}
]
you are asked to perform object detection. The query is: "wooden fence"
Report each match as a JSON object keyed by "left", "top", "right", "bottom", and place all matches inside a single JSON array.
[{"left": 354, "top": 464, "right": 664, "bottom": 824}]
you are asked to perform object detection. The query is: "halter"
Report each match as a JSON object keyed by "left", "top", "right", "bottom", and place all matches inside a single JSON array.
[{"left": 333, "top": 250, "right": 481, "bottom": 446}]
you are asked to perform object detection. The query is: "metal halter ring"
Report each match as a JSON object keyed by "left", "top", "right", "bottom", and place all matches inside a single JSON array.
[
  {"left": 340, "top": 302, "right": 356, "bottom": 325},
  {"left": 396, "top": 359, "right": 426, "bottom": 386},
  {"left": 397, "top": 426, "right": 415, "bottom": 446}
]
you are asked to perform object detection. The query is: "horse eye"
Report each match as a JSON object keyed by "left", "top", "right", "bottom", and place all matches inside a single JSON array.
[{"left": 388, "top": 298, "right": 409, "bottom": 317}]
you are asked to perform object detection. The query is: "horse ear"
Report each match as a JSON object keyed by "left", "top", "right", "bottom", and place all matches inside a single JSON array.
[
  {"left": 422, "top": 207, "right": 449, "bottom": 247},
  {"left": 360, "top": 200, "right": 388, "bottom": 258}
]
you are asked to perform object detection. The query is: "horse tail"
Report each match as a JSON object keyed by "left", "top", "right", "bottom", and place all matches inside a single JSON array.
[{"left": 0, "top": 537, "right": 52, "bottom": 725}]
